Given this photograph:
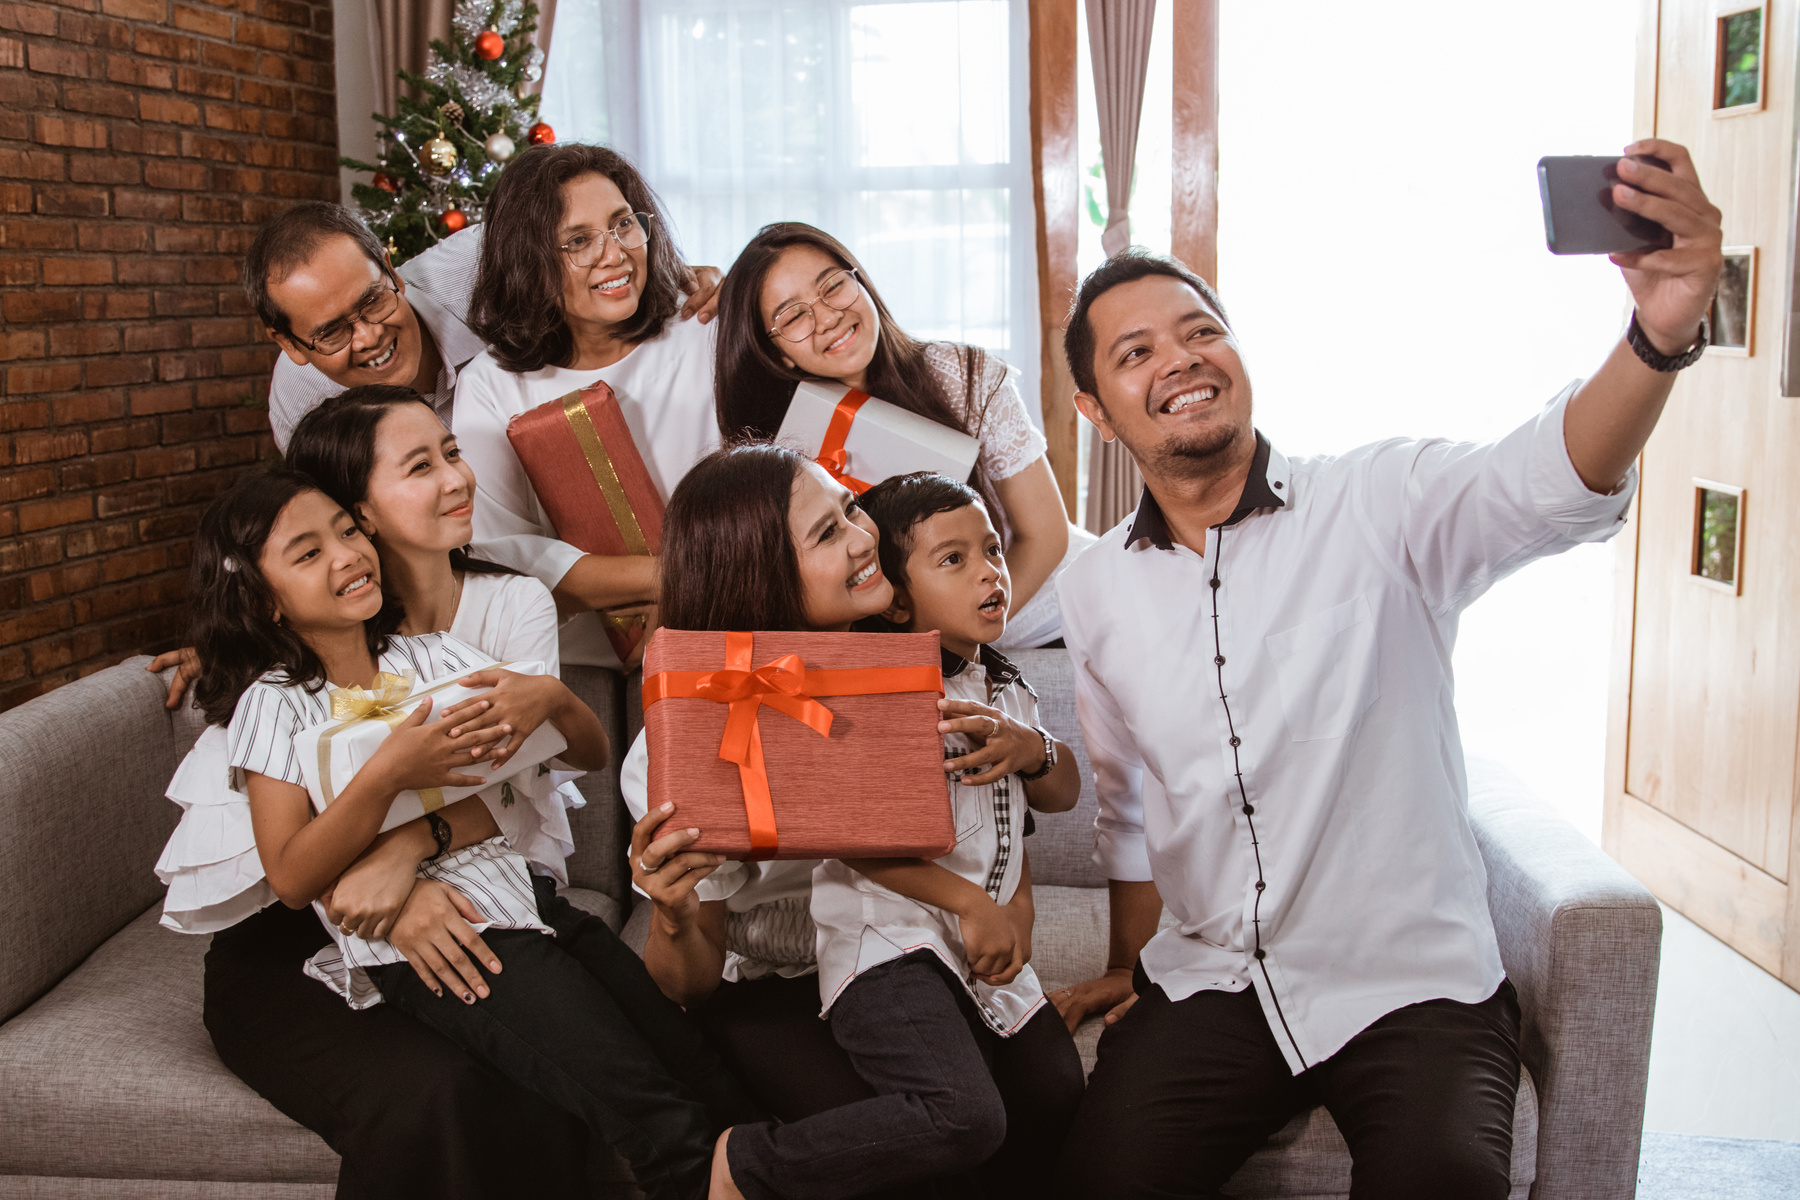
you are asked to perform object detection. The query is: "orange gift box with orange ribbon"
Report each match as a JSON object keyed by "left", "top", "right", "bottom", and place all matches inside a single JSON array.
[
  {"left": 643, "top": 629, "right": 955, "bottom": 860},
  {"left": 506, "top": 381, "right": 663, "bottom": 661}
]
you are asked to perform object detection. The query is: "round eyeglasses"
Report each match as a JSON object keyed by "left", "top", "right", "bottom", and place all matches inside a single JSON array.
[
  {"left": 560, "top": 212, "right": 655, "bottom": 269},
  {"left": 291, "top": 282, "right": 401, "bottom": 356},
  {"left": 768, "top": 269, "right": 863, "bottom": 343}
]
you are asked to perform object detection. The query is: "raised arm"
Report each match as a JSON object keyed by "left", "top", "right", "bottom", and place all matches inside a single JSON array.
[{"left": 1563, "top": 139, "right": 1723, "bottom": 492}]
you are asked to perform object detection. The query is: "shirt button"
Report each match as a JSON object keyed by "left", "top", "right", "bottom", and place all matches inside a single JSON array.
[
  {"left": 1254, "top": 948, "right": 1267, "bottom": 960},
  {"left": 1229, "top": 736, "right": 1241, "bottom": 747},
  {"left": 1242, "top": 803, "right": 1255, "bottom": 815},
  {"left": 1209, "top": 578, "right": 1221, "bottom": 589},
  {"left": 1214, "top": 655, "right": 1226, "bottom": 665},
  {"left": 1255, "top": 880, "right": 1266, "bottom": 891}
]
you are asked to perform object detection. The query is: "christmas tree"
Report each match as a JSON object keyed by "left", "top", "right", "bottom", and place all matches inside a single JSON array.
[{"left": 340, "top": 0, "right": 556, "bottom": 266}]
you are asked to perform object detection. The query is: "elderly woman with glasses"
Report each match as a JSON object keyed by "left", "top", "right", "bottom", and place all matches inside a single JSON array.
[
  {"left": 713, "top": 222, "right": 1088, "bottom": 651},
  {"left": 453, "top": 143, "right": 721, "bottom": 669}
]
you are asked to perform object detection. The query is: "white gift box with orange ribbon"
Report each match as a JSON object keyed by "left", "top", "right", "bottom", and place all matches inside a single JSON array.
[
  {"left": 293, "top": 660, "right": 568, "bottom": 831},
  {"left": 776, "top": 381, "right": 980, "bottom": 494}
]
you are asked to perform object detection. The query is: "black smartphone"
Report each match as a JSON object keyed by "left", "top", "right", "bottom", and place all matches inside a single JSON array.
[{"left": 1537, "top": 155, "right": 1674, "bottom": 255}]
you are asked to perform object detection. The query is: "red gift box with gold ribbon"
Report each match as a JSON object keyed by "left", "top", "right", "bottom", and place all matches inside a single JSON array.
[
  {"left": 643, "top": 629, "right": 954, "bottom": 860},
  {"left": 506, "top": 381, "right": 662, "bottom": 661}
]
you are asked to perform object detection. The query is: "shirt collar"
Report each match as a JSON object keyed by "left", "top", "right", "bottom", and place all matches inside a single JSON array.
[
  {"left": 404, "top": 285, "right": 485, "bottom": 388},
  {"left": 1122, "top": 429, "right": 1290, "bottom": 550},
  {"left": 940, "top": 643, "right": 1023, "bottom": 689}
]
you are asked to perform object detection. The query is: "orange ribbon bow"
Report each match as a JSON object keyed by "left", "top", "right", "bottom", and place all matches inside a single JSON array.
[
  {"left": 816, "top": 389, "right": 873, "bottom": 494},
  {"left": 642, "top": 632, "right": 944, "bottom": 859}
]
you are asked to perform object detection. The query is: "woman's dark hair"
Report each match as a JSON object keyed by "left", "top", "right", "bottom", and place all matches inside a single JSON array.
[
  {"left": 189, "top": 468, "right": 400, "bottom": 726},
  {"left": 660, "top": 442, "right": 815, "bottom": 632},
  {"left": 469, "top": 143, "right": 688, "bottom": 373},
  {"left": 854, "top": 471, "right": 988, "bottom": 592},
  {"left": 713, "top": 222, "right": 1002, "bottom": 521},
  {"left": 284, "top": 384, "right": 515, "bottom": 590}
]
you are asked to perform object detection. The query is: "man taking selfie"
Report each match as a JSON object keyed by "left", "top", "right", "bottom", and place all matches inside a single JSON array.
[{"left": 1049, "top": 139, "right": 1721, "bottom": 1198}]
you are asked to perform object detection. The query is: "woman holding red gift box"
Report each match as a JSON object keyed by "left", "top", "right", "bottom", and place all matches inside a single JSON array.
[
  {"left": 453, "top": 143, "right": 723, "bottom": 668},
  {"left": 713, "top": 222, "right": 1093, "bottom": 651}
]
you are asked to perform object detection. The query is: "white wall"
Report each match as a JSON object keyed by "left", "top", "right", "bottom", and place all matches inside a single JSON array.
[
  {"left": 1215, "top": 0, "right": 1641, "bottom": 841},
  {"left": 333, "top": 0, "right": 384, "bottom": 203}
]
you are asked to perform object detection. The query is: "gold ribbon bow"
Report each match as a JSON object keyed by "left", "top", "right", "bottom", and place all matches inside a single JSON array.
[{"left": 320, "top": 671, "right": 445, "bottom": 813}]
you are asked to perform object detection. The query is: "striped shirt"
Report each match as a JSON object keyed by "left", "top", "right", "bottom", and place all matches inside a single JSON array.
[{"left": 227, "top": 631, "right": 550, "bottom": 1009}]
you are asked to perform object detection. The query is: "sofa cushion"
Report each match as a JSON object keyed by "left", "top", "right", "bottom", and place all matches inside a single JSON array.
[
  {"left": 0, "top": 906, "right": 338, "bottom": 1184},
  {"left": 560, "top": 666, "right": 631, "bottom": 905},
  {"left": 1009, "top": 648, "right": 1109, "bottom": 888}
]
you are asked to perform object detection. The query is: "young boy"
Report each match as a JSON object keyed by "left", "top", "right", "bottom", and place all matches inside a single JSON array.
[{"left": 721, "top": 472, "right": 1086, "bottom": 1200}]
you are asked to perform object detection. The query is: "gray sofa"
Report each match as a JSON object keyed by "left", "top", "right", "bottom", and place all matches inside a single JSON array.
[{"left": 0, "top": 651, "right": 1661, "bottom": 1199}]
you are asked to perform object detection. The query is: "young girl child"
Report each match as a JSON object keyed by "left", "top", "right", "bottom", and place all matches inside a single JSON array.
[
  {"left": 620, "top": 443, "right": 1084, "bottom": 1199},
  {"left": 173, "top": 467, "right": 733, "bottom": 1200},
  {"left": 712, "top": 222, "right": 1094, "bottom": 649}
]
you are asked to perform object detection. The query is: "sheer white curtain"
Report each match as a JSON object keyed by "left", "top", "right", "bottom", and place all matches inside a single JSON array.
[{"left": 541, "top": 0, "right": 1040, "bottom": 405}]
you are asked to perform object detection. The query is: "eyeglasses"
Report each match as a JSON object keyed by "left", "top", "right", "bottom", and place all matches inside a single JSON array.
[
  {"left": 290, "top": 282, "right": 401, "bottom": 355},
  {"left": 768, "top": 269, "right": 863, "bottom": 343},
  {"left": 560, "top": 213, "right": 655, "bottom": 269}
]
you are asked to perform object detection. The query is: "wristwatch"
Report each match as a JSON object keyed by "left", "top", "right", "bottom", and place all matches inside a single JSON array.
[
  {"left": 1017, "top": 726, "right": 1057, "bottom": 781},
  {"left": 425, "top": 812, "right": 453, "bottom": 860},
  {"left": 1626, "top": 310, "right": 1708, "bottom": 372}
]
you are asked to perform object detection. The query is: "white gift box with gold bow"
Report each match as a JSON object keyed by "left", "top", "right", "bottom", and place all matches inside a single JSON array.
[{"left": 293, "top": 661, "right": 569, "bottom": 830}]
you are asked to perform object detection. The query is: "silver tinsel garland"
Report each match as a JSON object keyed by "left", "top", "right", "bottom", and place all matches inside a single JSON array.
[{"left": 453, "top": 0, "right": 527, "bottom": 43}]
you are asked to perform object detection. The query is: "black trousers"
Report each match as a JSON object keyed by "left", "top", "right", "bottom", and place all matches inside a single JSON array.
[
  {"left": 204, "top": 898, "right": 593, "bottom": 1200},
  {"left": 1058, "top": 968, "right": 1522, "bottom": 1200},
  {"left": 371, "top": 877, "right": 759, "bottom": 1200},
  {"left": 706, "top": 953, "right": 1085, "bottom": 1200}
]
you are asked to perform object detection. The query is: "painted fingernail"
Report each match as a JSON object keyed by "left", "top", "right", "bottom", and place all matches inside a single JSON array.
[
  {"left": 463, "top": 992, "right": 473, "bottom": 1003},
  {"left": 434, "top": 988, "right": 443, "bottom": 997}
]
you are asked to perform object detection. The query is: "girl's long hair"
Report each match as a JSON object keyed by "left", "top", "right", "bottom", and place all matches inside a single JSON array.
[
  {"left": 659, "top": 442, "right": 814, "bottom": 632},
  {"left": 284, "top": 385, "right": 517, "bottom": 613},
  {"left": 189, "top": 468, "right": 400, "bottom": 726},
  {"left": 712, "top": 221, "right": 1002, "bottom": 519},
  {"left": 469, "top": 143, "right": 688, "bottom": 373}
]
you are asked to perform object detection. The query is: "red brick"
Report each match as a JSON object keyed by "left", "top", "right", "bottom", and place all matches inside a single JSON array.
[
  {"left": 128, "top": 382, "right": 193, "bottom": 413},
  {"left": 62, "top": 520, "right": 133, "bottom": 557},
  {"left": 106, "top": 53, "right": 174, "bottom": 90},
  {"left": 153, "top": 289, "right": 213, "bottom": 316},
  {"left": 86, "top": 354, "right": 156, "bottom": 385},
  {"left": 4, "top": 218, "right": 78, "bottom": 249},
  {"left": 0, "top": 467, "right": 55, "bottom": 502},
  {"left": 41, "top": 256, "right": 114, "bottom": 285},
  {"left": 53, "top": 390, "right": 125, "bottom": 422},
  {"left": 13, "top": 430, "right": 90, "bottom": 464},
  {"left": 0, "top": 70, "right": 59, "bottom": 108},
  {"left": 19, "top": 494, "right": 93, "bottom": 532},
  {"left": 153, "top": 226, "right": 212, "bottom": 253},
  {"left": 117, "top": 255, "right": 183, "bottom": 284},
  {"left": 62, "top": 82, "right": 137, "bottom": 118},
  {"left": 61, "top": 452, "right": 134, "bottom": 490},
  {"left": 50, "top": 325, "right": 121, "bottom": 357},
  {"left": 27, "top": 559, "right": 105, "bottom": 603},
  {"left": 55, "top": 10, "right": 130, "bottom": 48},
  {"left": 200, "top": 39, "right": 255, "bottom": 72},
  {"left": 68, "top": 154, "right": 141, "bottom": 184},
  {"left": 6, "top": 363, "right": 84, "bottom": 393},
  {"left": 114, "top": 189, "right": 180, "bottom": 219},
  {"left": 201, "top": 103, "right": 260, "bottom": 133},
  {"left": 33, "top": 115, "right": 108, "bottom": 149},
  {"left": 237, "top": 77, "right": 289, "bottom": 109},
  {"left": 216, "top": 345, "right": 273, "bottom": 374},
  {"left": 159, "top": 408, "right": 220, "bottom": 440},
  {"left": 0, "top": 184, "right": 34, "bottom": 214},
  {"left": 37, "top": 185, "right": 109, "bottom": 216},
  {"left": 0, "top": 604, "right": 73, "bottom": 650},
  {"left": 28, "top": 43, "right": 93, "bottom": 76},
  {"left": 291, "top": 31, "right": 328, "bottom": 61},
  {"left": 196, "top": 434, "right": 256, "bottom": 468},
  {"left": 0, "top": 5, "right": 60, "bottom": 35},
  {"left": 0, "top": 35, "right": 19, "bottom": 67},
  {"left": 256, "top": 0, "right": 306, "bottom": 26},
  {"left": 100, "top": 0, "right": 167, "bottom": 19},
  {"left": 138, "top": 508, "right": 199, "bottom": 540},
  {"left": 137, "top": 93, "right": 199, "bottom": 124},
  {"left": 0, "top": 149, "right": 66, "bottom": 180},
  {"left": 96, "top": 484, "right": 163, "bottom": 519},
  {"left": 0, "top": 330, "right": 47, "bottom": 360},
  {"left": 134, "top": 445, "right": 196, "bottom": 477},
  {"left": 134, "top": 27, "right": 197, "bottom": 59},
  {"left": 110, "top": 124, "right": 180, "bottom": 155},
  {"left": 165, "top": 467, "right": 232, "bottom": 504},
  {"left": 124, "top": 322, "right": 187, "bottom": 351},
  {"left": 172, "top": 3, "right": 230, "bottom": 36},
  {"left": 183, "top": 255, "right": 235, "bottom": 284},
  {"left": 176, "top": 65, "right": 233, "bottom": 98},
  {"left": 157, "top": 348, "right": 217, "bottom": 380},
  {"left": 0, "top": 399, "right": 49, "bottom": 430},
  {"left": 144, "top": 158, "right": 208, "bottom": 189},
  {"left": 76, "top": 219, "right": 148, "bottom": 251},
  {"left": 2, "top": 292, "right": 83, "bottom": 322},
  {"left": 104, "top": 292, "right": 151, "bottom": 319},
  {"left": 189, "top": 316, "right": 248, "bottom": 345},
  {"left": 0, "top": 256, "right": 37, "bottom": 285},
  {"left": 232, "top": 17, "right": 286, "bottom": 50}
]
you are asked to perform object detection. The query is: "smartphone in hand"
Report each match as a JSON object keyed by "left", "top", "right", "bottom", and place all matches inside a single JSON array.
[{"left": 1538, "top": 155, "right": 1674, "bottom": 255}]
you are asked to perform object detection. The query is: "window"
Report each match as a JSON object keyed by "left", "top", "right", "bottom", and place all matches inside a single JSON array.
[{"left": 540, "top": 0, "right": 1039, "bottom": 403}]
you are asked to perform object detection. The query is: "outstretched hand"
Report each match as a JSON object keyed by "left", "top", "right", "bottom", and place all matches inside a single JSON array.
[
  {"left": 1608, "top": 140, "right": 1724, "bottom": 352},
  {"left": 148, "top": 647, "right": 200, "bottom": 710},
  {"left": 1048, "top": 969, "right": 1139, "bottom": 1034}
]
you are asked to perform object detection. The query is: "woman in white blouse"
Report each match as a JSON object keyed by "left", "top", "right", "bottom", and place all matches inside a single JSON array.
[
  {"left": 712, "top": 222, "right": 1092, "bottom": 648},
  {"left": 454, "top": 143, "right": 722, "bottom": 668}
]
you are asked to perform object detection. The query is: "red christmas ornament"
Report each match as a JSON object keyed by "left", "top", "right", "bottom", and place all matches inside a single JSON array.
[
  {"left": 527, "top": 121, "right": 555, "bottom": 146},
  {"left": 440, "top": 208, "right": 468, "bottom": 234},
  {"left": 475, "top": 28, "right": 504, "bottom": 60},
  {"left": 372, "top": 172, "right": 398, "bottom": 193}
]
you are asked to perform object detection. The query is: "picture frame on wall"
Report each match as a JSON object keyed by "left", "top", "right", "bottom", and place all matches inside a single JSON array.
[
  {"left": 1691, "top": 479, "right": 1746, "bottom": 596},
  {"left": 1709, "top": 246, "right": 1756, "bottom": 356},
  {"left": 1714, "top": 1, "right": 1768, "bottom": 116}
]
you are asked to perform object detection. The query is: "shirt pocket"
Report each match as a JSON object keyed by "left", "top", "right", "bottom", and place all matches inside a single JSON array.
[
  {"left": 947, "top": 745, "right": 987, "bottom": 843},
  {"left": 1264, "top": 594, "right": 1381, "bottom": 742}
]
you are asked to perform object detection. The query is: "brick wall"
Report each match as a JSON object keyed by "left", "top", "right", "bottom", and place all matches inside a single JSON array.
[{"left": 0, "top": 0, "right": 338, "bottom": 710}]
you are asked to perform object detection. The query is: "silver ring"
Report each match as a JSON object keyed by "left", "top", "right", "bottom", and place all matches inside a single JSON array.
[
  {"left": 986, "top": 716, "right": 999, "bottom": 737},
  {"left": 640, "top": 856, "right": 659, "bottom": 874}
]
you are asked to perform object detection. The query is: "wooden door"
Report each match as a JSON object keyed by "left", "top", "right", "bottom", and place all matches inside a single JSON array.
[{"left": 1606, "top": 0, "right": 1800, "bottom": 988}]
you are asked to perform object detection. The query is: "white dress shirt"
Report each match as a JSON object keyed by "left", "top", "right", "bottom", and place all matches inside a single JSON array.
[
  {"left": 453, "top": 315, "right": 721, "bottom": 667},
  {"left": 267, "top": 226, "right": 487, "bottom": 451},
  {"left": 1057, "top": 384, "right": 1635, "bottom": 1073},
  {"left": 811, "top": 645, "right": 1049, "bottom": 1035}
]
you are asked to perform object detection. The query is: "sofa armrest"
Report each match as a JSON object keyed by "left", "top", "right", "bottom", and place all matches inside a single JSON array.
[{"left": 1466, "top": 757, "right": 1661, "bottom": 1200}]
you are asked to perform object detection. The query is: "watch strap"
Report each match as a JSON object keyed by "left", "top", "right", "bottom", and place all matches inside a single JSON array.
[
  {"left": 1017, "top": 726, "right": 1057, "bottom": 781},
  {"left": 425, "top": 812, "right": 453, "bottom": 859},
  {"left": 1626, "top": 310, "right": 1707, "bottom": 372}
]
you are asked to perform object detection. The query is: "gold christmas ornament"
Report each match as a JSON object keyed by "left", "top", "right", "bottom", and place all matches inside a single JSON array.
[
  {"left": 419, "top": 133, "right": 458, "bottom": 176},
  {"left": 385, "top": 237, "right": 398, "bottom": 257}
]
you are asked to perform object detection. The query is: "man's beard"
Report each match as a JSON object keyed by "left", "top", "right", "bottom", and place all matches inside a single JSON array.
[{"left": 1148, "top": 419, "right": 1247, "bottom": 477}]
